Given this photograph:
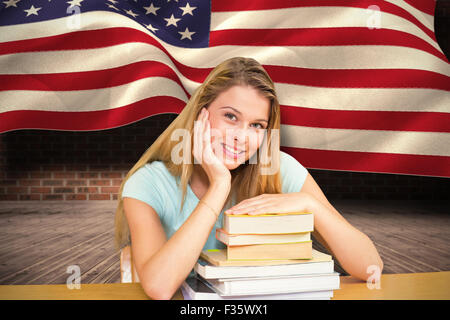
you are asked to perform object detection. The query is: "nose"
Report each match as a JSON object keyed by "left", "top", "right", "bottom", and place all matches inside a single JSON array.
[
  {"left": 234, "top": 127, "right": 246, "bottom": 140},
  {"left": 227, "top": 127, "right": 249, "bottom": 149}
]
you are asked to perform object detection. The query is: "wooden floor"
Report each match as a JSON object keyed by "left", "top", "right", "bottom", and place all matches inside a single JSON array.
[{"left": 0, "top": 200, "right": 448, "bottom": 285}]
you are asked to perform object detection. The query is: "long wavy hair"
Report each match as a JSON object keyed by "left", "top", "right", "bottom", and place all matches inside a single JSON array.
[{"left": 114, "top": 57, "right": 282, "bottom": 251}]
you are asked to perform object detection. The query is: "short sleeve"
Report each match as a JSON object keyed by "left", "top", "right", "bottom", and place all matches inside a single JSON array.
[
  {"left": 280, "top": 151, "right": 309, "bottom": 194},
  {"left": 122, "top": 165, "right": 165, "bottom": 219}
]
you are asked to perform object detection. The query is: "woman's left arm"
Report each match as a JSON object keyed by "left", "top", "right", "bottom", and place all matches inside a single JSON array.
[{"left": 226, "top": 173, "right": 383, "bottom": 282}]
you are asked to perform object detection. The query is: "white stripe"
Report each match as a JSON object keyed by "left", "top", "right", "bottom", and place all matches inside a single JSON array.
[
  {"left": 2, "top": 39, "right": 449, "bottom": 76},
  {"left": 0, "top": 43, "right": 202, "bottom": 95},
  {"left": 210, "top": 6, "right": 441, "bottom": 52},
  {"left": 0, "top": 9, "right": 443, "bottom": 59},
  {"left": 281, "top": 124, "right": 450, "bottom": 157},
  {"left": 384, "top": 0, "right": 435, "bottom": 30},
  {"left": 0, "top": 77, "right": 188, "bottom": 113},
  {"left": 275, "top": 83, "right": 450, "bottom": 113},
  {"left": 1, "top": 76, "right": 447, "bottom": 114}
]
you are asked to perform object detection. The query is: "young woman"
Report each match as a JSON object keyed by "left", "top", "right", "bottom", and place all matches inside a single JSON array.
[{"left": 114, "top": 57, "right": 383, "bottom": 300}]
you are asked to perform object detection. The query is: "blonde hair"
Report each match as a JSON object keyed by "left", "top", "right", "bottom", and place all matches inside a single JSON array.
[{"left": 114, "top": 57, "right": 282, "bottom": 251}]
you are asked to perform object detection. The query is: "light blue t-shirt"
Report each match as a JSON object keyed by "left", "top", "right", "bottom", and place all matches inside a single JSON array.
[{"left": 122, "top": 151, "right": 308, "bottom": 251}]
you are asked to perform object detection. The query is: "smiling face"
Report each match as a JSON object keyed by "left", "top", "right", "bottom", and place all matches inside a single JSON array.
[{"left": 206, "top": 85, "right": 271, "bottom": 170}]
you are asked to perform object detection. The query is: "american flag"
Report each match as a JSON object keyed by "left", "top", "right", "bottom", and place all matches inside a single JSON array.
[{"left": 0, "top": 0, "right": 449, "bottom": 177}]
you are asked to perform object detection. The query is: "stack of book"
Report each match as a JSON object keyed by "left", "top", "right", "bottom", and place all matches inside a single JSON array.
[
  {"left": 181, "top": 212, "right": 340, "bottom": 300},
  {"left": 218, "top": 211, "right": 314, "bottom": 260}
]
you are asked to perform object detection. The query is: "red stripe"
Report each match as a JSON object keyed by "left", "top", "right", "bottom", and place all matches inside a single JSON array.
[
  {"left": 157, "top": 63, "right": 450, "bottom": 90},
  {"left": 281, "top": 146, "right": 450, "bottom": 178},
  {"left": 1, "top": 102, "right": 447, "bottom": 135},
  {"left": 209, "top": 28, "right": 448, "bottom": 62},
  {"left": 212, "top": 0, "right": 326, "bottom": 11},
  {"left": 211, "top": 0, "right": 437, "bottom": 42},
  {"left": 1, "top": 104, "right": 448, "bottom": 177},
  {"left": 0, "top": 27, "right": 156, "bottom": 55},
  {"left": 404, "top": 0, "right": 436, "bottom": 16},
  {"left": 1, "top": 99, "right": 447, "bottom": 135},
  {"left": 2, "top": 62, "right": 447, "bottom": 92},
  {"left": 280, "top": 105, "right": 450, "bottom": 133},
  {"left": 0, "top": 96, "right": 185, "bottom": 132},
  {"left": 0, "top": 60, "right": 179, "bottom": 89},
  {"left": 0, "top": 60, "right": 190, "bottom": 97},
  {"left": 265, "top": 65, "right": 450, "bottom": 91}
]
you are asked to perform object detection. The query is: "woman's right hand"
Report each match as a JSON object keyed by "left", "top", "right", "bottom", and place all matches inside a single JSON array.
[{"left": 193, "top": 107, "right": 231, "bottom": 186}]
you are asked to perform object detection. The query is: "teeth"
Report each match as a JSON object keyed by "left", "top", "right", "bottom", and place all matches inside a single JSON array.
[{"left": 223, "top": 144, "right": 243, "bottom": 154}]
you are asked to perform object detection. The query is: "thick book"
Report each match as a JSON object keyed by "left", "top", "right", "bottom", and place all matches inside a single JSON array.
[
  {"left": 200, "top": 248, "right": 331, "bottom": 267},
  {"left": 181, "top": 275, "right": 333, "bottom": 300},
  {"left": 216, "top": 228, "right": 311, "bottom": 246},
  {"left": 223, "top": 212, "right": 313, "bottom": 234},
  {"left": 195, "top": 252, "right": 334, "bottom": 280},
  {"left": 204, "top": 272, "right": 340, "bottom": 296},
  {"left": 227, "top": 241, "right": 313, "bottom": 260}
]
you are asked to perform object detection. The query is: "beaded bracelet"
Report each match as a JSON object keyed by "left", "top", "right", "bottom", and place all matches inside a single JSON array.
[{"left": 199, "top": 199, "right": 219, "bottom": 219}]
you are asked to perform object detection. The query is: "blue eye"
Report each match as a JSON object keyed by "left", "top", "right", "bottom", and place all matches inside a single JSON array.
[
  {"left": 225, "top": 112, "right": 265, "bottom": 129},
  {"left": 224, "top": 112, "right": 236, "bottom": 120}
]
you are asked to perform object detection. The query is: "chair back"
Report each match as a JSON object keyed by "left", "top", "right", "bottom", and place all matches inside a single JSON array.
[{"left": 120, "top": 245, "right": 140, "bottom": 283}]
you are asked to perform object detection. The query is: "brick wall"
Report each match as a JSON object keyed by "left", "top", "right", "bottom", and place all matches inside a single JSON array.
[
  {"left": 310, "top": 169, "right": 448, "bottom": 201},
  {"left": 0, "top": 115, "right": 175, "bottom": 201},
  {"left": 1, "top": 2, "right": 449, "bottom": 202}
]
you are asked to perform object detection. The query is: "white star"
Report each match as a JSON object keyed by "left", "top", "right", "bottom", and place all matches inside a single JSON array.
[
  {"left": 66, "top": 0, "right": 84, "bottom": 8},
  {"left": 178, "top": 27, "right": 195, "bottom": 40},
  {"left": 107, "top": 4, "right": 119, "bottom": 11},
  {"left": 179, "top": 3, "right": 196, "bottom": 16},
  {"left": 124, "top": 9, "right": 139, "bottom": 18},
  {"left": 3, "top": 0, "right": 21, "bottom": 8},
  {"left": 24, "top": 5, "right": 41, "bottom": 17},
  {"left": 164, "top": 14, "right": 180, "bottom": 27},
  {"left": 145, "top": 24, "right": 158, "bottom": 33},
  {"left": 144, "top": 3, "right": 160, "bottom": 16}
]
